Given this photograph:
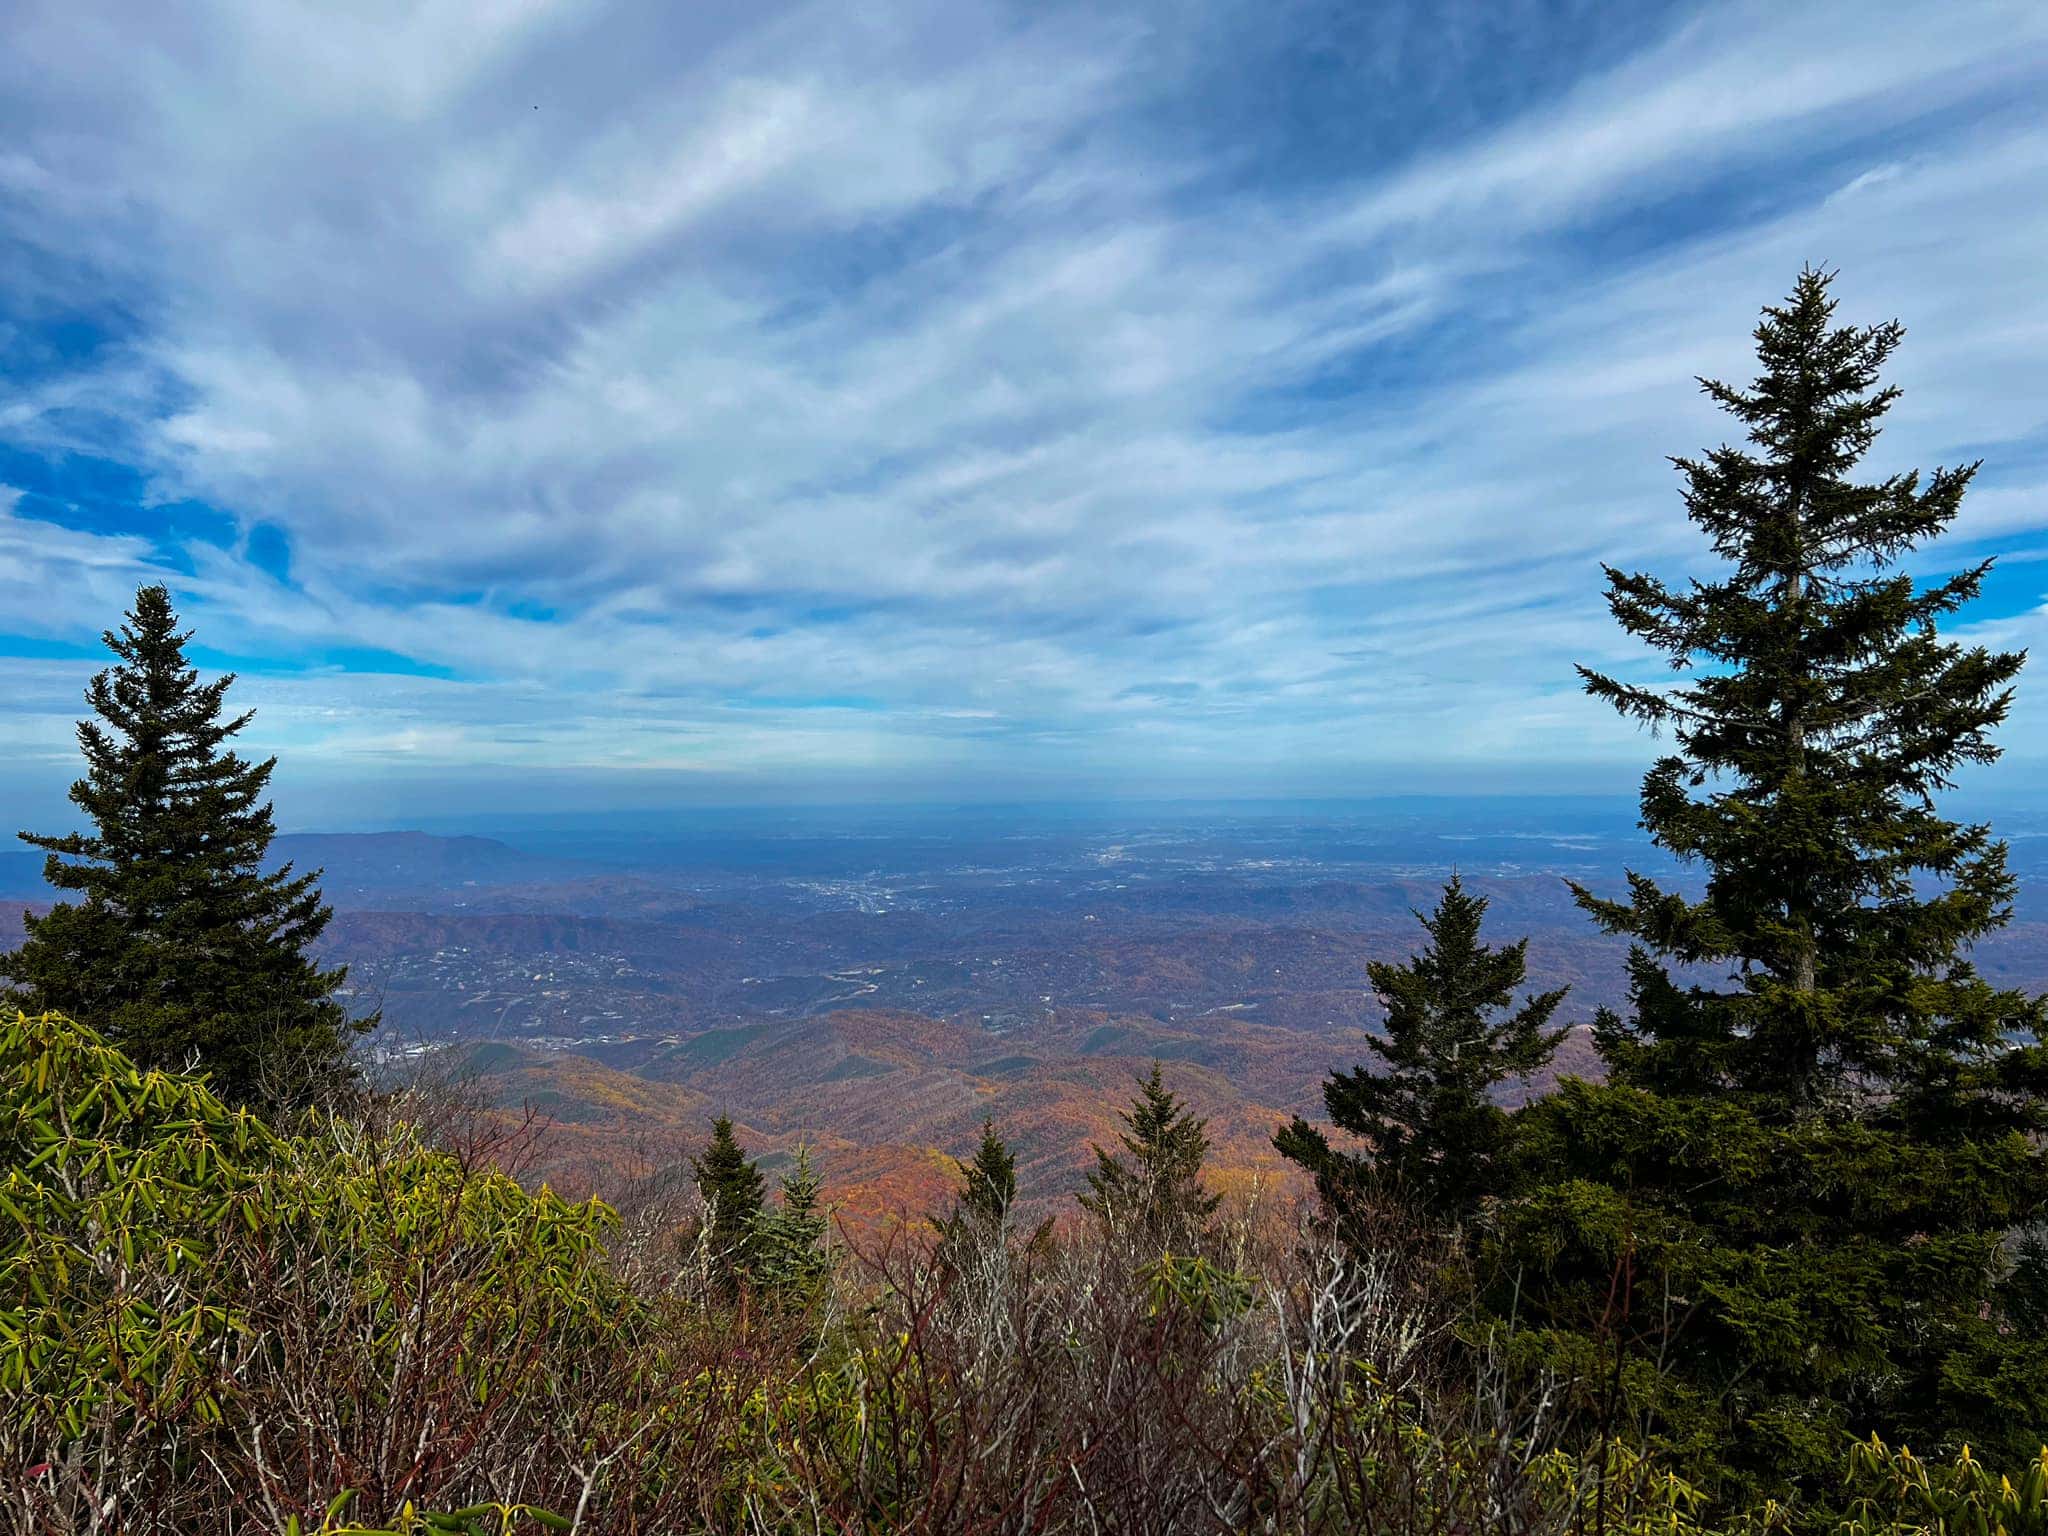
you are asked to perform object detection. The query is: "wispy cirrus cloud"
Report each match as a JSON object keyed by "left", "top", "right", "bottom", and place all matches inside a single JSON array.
[{"left": 1, "top": 0, "right": 2045, "bottom": 814}]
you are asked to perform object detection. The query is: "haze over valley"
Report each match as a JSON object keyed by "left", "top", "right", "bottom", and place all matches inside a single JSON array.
[{"left": 14, "top": 797, "right": 2048, "bottom": 1219}]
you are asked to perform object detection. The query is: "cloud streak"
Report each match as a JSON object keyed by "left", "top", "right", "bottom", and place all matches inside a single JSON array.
[{"left": 1, "top": 0, "right": 2045, "bottom": 810}]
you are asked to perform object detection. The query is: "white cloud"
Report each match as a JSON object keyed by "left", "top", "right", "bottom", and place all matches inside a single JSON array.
[{"left": 0, "top": 0, "right": 2044, "bottom": 796}]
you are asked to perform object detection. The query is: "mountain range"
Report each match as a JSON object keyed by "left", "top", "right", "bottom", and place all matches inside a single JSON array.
[{"left": 8, "top": 803, "right": 2047, "bottom": 1224}]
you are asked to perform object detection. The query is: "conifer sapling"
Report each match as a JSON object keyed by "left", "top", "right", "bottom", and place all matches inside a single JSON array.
[
  {"left": 960, "top": 1115, "right": 1018, "bottom": 1229},
  {"left": 1080, "top": 1062, "right": 1221, "bottom": 1252},
  {"left": 1277, "top": 874, "right": 1566, "bottom": 1223},
  {"left": 751, "top": 1143, "right": 830, "bottom": 1298},
  {"left": 692, "top": 1114, "right": 766, "bottom": 1289}
]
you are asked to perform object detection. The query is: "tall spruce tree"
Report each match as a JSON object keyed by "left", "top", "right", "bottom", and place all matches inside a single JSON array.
[
  {"left": 3, "top": 584, "right": 369, "bottom": 1105},
  {"left": 1276, "top": 875, "right": 1566, "bottom": 1223},
  {"left": 1490, "top": 270, "right": 2048, "bottom": 1512},
  {"left": 1080, "top": 1062, "right": 1221, "bottom": 1251},
  {"left": 693, "top": 1115, "right": 765, "bottom": 1289}
]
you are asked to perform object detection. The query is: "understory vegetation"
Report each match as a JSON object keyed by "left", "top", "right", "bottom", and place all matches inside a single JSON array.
[{"left": 8, "top": 1007, "right": 2043, "bottom": 1536}]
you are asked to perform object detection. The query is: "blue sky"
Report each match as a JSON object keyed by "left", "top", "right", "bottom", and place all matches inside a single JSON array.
[{"left": 2, "top": 0, "right": 2046, "bottom": 823}]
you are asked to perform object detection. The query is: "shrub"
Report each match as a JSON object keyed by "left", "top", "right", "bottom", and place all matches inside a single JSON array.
[
  {"left": 1, "top": 1010, "right": 647, "bottom": 1533},
  {"left": 7, "top": 1008, "right": 2043, "bottom": 1535}
]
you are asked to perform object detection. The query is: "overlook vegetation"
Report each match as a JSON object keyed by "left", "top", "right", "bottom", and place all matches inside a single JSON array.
[
  {"left": 4, "top": 270, "right": 2046, "bottom": 1532},
  {"left": 8, "top": 1006, "right": 2046, "bottom": 1535}
]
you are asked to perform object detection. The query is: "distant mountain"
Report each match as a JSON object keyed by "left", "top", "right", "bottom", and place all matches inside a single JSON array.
[
  {"left": 0, "top": 830, "right": 576, "bottom": 906},
  {"left": 0, "top": 854, "right": 45, "bottom": 901},
  {"left": 12, "top": 803, "right": 2048, "bottom": 1227},
  {"left": 269, "top": 831, "right": 580, "bottom": 904},
  {"left": 422, "top": 1005, "right": 1338, "bottom": 1225}
]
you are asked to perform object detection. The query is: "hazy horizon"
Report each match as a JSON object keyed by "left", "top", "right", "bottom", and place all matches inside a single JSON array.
[{"left": 17, "top": 768, "right": 2048, "bottom": 843}]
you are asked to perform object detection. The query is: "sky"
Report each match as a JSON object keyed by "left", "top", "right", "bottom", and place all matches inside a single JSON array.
[{"left": 2, "top": 0, "right": 2046, "bottom": 825}]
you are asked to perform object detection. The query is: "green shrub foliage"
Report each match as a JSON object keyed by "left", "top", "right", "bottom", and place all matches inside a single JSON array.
[
  {"left": 5, "top": 1011, "right": 2045, "bottom": 1533},
  {"left": 1835, "top": 1436, "right": 2048, "bottom": 1536},
  {"left": 1, "top": 1009, "right": 623, "bottom": 1530}
]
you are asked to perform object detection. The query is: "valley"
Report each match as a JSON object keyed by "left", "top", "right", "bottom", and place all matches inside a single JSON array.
[{"left": 10, "top": 797, "right": 2048, "bottom": 1225}]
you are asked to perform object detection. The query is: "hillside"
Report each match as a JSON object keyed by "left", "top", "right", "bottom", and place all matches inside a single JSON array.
[
  {"left": 9, "top": 814, "right": 2047, "bottom": 1221},
  {"left": 430, "top": 1003, "right": 1608, "bottom": 1231}
]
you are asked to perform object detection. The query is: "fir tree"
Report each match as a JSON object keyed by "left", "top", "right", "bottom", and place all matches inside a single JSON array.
[
  {"left": 934, "top": 1117, "right": 1024, "bottom": 1271},
  {"left": 1491, "top": 270, "right": 2048, "bottom": 1511},
  {"left": 692, "top": 1114, "right": 765, "bottom": 1289},
  {"left": 959, "top": 1116, "right": 1017, "bottom": 1229},
  {"left": 750, "top": 1144, "right": 830, "bottom": 1300},
  {"left": 3, "top": 584, "right": 370, "bottom": 1105},
  {"left": 1276, "top": 875, "right": 1566, "bottom": 1223},
  {"left": 1080, "top": 1062, "right": 1221, "bottom": 1251}
]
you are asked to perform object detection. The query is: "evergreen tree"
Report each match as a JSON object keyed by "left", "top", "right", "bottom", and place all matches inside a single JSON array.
[
  {"left": 750, "top": 1144, "right": 830, "bottom": 1300},
  {"left": 1276, "top": 875, "right": 1566, "bottom": 1223},
  {"left": 934, "top": 1117, "right": 1025, "bottom": 1271},
  {"left": 1080, "top": 1062, "right": 1221, "bottom": 1251},
  {"left": 959, "top": 1115, "right": 1017, "bottom": 1229},
  {"left": 2, "top": 584, "right": 370, "bottom": 1105},
  {"left": 1491, "top": 270, "right": 2048, "bottom": 1511},
  {"left": 692, "top": 1114, "right": 765, "bottom": 1289}
]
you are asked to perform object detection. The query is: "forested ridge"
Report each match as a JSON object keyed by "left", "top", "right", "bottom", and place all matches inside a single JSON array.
[{"left": 5, "top": 273, "right": 2045, "bottom": 1534}]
